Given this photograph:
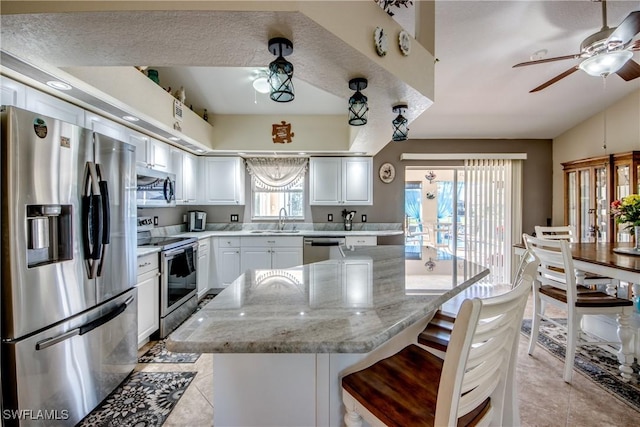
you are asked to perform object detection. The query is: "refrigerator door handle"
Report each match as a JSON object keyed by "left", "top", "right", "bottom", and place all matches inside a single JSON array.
[
  {"left": 35, "top": 329, "right": 80, "bottom": 351},
  {"left": 96, "top": 165, "right": 111, "bottom": 277},
  {"left": 78, "top": 295, "right": 134, "bottom": 336},
  {"left": 82, "top": 161, "right": 103, "bottom": 279}
]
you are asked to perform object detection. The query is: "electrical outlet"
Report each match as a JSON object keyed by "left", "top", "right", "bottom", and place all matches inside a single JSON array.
[
  {"left": 328, "top": 214, "right": 333, "bottom": 222},
  {"left": 230, "top": 214, "right": 239, "bottom": 222},
  {"left": 183, "top": 214, "right": 187, "bottom": 223},
  {"left": 361, "top": 214, "right": 367, "bottom": 222},
  {"left": 153, "top": 216, "right": 159, "bottom": 226}
]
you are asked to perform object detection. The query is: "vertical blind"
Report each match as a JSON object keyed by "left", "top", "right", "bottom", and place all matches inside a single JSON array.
[{"left": 464, "top": 159, "right": 522, "bottom": 284}]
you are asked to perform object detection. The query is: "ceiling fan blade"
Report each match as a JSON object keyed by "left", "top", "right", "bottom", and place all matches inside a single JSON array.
[
  {"left": 513, "top": 54, "right": 582, "bottom": 68},
  {"left": 616, "top": 59, "right": 640, "bottom": 81},
  {"left": 630, "top": 39, "right": 640, "bottom": 51},
  {"left": 529, "top": 66, "right": 580, "bottom": 93},
  {"left": 606, "top": 11, "right": 640, "bottom": 46}
]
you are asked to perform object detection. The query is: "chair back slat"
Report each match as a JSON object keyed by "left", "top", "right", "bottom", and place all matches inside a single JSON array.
[
  {"left": 524, "top": 235, "right": 577, "bottom": 301},
  {"left": 534, "top": 225, "right": 576, "bottom": 242}
]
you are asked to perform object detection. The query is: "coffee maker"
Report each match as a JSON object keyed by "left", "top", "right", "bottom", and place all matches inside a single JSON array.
[{"left": 188, "top": 210, "right": 207, "bottom": 232}]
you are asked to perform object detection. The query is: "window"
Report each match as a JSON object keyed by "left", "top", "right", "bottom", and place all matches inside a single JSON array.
[{"left": 252, "top": 177, "right": 305, "bottom": 220}]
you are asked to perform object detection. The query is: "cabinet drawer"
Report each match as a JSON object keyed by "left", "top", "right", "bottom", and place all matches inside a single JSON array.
[
  {"left": 241, "top": 236, "right": 303, "bottom": 247},
  {"left": 199, "top": 238, "right": 210, "bottom": 252},
  {"left": 218, "top": 237, "right": 241, "bottom": 248},
  {"left": 137, "top": 253, "right": 159, "bottom": 275},
  {"left": 345, "top": 235, "right": 377, "bottom": 246}
]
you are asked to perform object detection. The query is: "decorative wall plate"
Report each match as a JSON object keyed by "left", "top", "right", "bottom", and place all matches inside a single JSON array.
[
  {"left": 398, "top": 30, "right": 411, "bottom": 56},
  {"left": 374, "top": 27, "right": 388, "bottom": 57},
  {"left": 379, "top": 162, "right": 395, "bottom": 183}
]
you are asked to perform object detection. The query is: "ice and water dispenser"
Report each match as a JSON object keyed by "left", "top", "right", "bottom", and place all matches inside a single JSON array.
[{"left": 26, "top": 204, "right": 72, "bottom": 267}]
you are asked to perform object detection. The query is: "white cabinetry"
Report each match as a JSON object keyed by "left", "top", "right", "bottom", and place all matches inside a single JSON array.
[
  {"left": 345, "top": 235, "right": 377, "bottom": 247},
  {"left": 197, "top": 238, "right": 211, "bottom": 298},
  {"left": 240, "top": 236, "right": 303, "bottom": 271},
  {"left": 201, "top": 157, "right": 245, "bottom": 205},
  {"left": 309, "top": 157, "right": 372, "bottom": 205},
  {"left": 136, "top": 253, "right": 160, "bottom": 347},
  {"left": 171, "top": 147, "right": 199, "bottom": 204},
  {"left": 0, "top": 77, "right": 26, "bottom": 108},
  {"left": 215, "top": 237, "right": 242, "bottom": 287},
  {"left": 85, "top": 111, "right": 126, "bottom": 140},
  {"left": 128, "top": 129, "right": 170, "bottom": 171},
  {"left": 24, "top": 86, "right": 84, "bottom": 126}
]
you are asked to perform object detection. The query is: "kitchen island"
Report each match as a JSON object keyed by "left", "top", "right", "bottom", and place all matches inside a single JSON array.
[{"left": 167, "top": 245, "right": 489, "bottom": 426}]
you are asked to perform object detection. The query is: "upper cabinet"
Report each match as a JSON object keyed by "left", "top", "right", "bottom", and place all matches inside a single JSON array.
[
  {"left": 171, "top": 147, "right": 199, "bottom": 204},
  {"left": 562, "top": 151, "right": 639, "bottom": 243},
  {"left": 309, "top": 157, "right": 373, "bottom": 205},
  {"left": 85, "top": 111, "right": 126, "bottom": 140},
  {"left": 201, "top": 157, "right": 245, "bottom": 205},
  {"left": 25, "top": 86, "right": 84, "bottom": 126},
  {"left": 0, "top": 77, "right": 27, "bottom": 109},
  {"left": 126, "top": 129, "right": 170, "bottom": 171}
]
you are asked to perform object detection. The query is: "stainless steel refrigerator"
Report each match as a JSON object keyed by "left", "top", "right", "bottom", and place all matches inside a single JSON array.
[{"left": 1, "top": 106, "right": 137, "bottom": 426}]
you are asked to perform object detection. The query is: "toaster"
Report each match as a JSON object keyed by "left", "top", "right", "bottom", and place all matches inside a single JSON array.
[{"left": 188, "top": 210, "right": 207, "bottom": 232}]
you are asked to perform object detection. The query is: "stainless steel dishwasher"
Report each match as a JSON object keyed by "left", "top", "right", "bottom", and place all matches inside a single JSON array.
[{"left": 303, "top": 237, "right": 346, "bottom": 264}]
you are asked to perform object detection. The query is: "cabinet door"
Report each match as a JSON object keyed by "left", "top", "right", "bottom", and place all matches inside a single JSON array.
[
  {"left": 85, "top": 111, "right": 125, "bottom": 140},
  {"left": 0, "top": 77, "right": 26, "bottom": 108},
  {"left": 241, "top": 247, "right": 272, "bottom": 272},
  {"left": 219, "top": 248, "right": 241, "bottom": 286},
  {"left": 137, "top": 269, "right": 160, "bottom": 346},
  {"left": 197, "top": 240, "right": 210, "bottom": 298},
  {"left": 170, "top": 148, "right": 185, "bottom": 203},
  {"left": 202, "top": 157, "right": 245, "bottom": 205},
  {"left": 342, "top": 157, "right": 373, "bottom": 205},
  {"left": 149, "top": 138, "right": 170, "bottom": 171},
  {"left": 183, "top": 152, "right": 199, "bottom": 203},
  {"left": 127, "top": 130, "right": 150, "bottom": 168},
  {"left": 309, "top": 157, "right": 342, "bottom": 205},
  {"left": 26, "top": 87, "right": 84, "bottom": 126},
  {"left": 272, "top": 247, "right": 303, "bottom": 269}
]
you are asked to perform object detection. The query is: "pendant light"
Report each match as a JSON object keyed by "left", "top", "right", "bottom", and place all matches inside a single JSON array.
[
  {"left": 391, "top": 104, "right": 409, "bottom": 141},
  {"left": 268, "top": 37, "right": 295, "bottom": 102},
  {"left": 348, "top": 78, "right": 368, "bottom": 126}
]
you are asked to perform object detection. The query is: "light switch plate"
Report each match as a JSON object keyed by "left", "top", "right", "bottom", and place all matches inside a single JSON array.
[
  {"left": 230, "top": 214, "right": 239, "bottom": 222},
  {"left": 361, "top": 214, "right": 367, "bottom": 222},
  {"left": 328, "top": 214, "right": 333, "bottom": 222},
  {"left": 153, "top": 216, "right": 159, "bottom": 226}
]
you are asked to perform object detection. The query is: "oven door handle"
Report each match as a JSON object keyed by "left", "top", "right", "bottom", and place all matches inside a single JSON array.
[{"left": 163, "top": 243, "right": 198, "bottom": 259}]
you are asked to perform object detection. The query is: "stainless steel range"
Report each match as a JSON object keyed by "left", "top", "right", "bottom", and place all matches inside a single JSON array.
[{"left": 137, "top": 232, "right": 198, "bottom": 338}]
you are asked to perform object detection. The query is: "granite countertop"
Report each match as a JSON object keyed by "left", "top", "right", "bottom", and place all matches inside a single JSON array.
[
  {"left": 137, "top": 247, "right": 161, "bottom": 257},
  {"left": 172, "top": 229, "right": 403, "bottom": 240},
  {"left": 166, "top": 245, "right": 489, "bottom": 354}
]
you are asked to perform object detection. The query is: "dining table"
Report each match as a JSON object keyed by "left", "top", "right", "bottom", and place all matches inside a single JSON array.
[{"left": 514, "top": 241, "right": 640, "bottom": 381}]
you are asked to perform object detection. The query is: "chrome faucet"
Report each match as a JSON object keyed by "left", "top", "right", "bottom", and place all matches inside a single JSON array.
[{"left": 278, "top": 207, "right": 288, "bottom": 230}]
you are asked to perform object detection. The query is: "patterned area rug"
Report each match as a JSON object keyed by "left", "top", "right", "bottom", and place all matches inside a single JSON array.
[
  {"left": 77, "top": 371, "right": 196, "bottom": 427},
  {"left": 138, "top": 294, "right": 216, "bottom": 363},
  {"left": 521, "top": 318, "right": 640, "bottom": 412}
]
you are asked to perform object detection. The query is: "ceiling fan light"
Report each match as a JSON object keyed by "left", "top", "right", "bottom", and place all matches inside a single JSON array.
[{"left": 579, "top": 50, "right": 633, "bottom": 77}]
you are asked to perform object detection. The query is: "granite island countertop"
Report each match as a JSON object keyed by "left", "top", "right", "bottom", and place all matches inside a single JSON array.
[
  {"left": 171, "top": 229, "right": 403, "bottom": 240},
  {"left": 166, "top": 245, "right": 489, "bottom": 354}
]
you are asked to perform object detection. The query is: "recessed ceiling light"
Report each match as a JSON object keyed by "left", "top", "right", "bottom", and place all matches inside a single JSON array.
[
  {"left": 168, "top": 136, "right": 180, "bottom": 141},
  {"left": 122, "top": 115, "right": 139, "bottom": 122},
  {"left": 46, "top": 80, "right": 72, "bottom": 91}
]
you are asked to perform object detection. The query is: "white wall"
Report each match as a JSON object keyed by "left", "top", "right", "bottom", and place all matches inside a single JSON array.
[{"left": 552, "top": 89, "right": 640, "bottom": 224}]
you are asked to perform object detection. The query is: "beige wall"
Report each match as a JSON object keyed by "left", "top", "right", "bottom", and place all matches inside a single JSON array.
[{"left": 552, "top": 89, "right": 640, "bottom": 224}]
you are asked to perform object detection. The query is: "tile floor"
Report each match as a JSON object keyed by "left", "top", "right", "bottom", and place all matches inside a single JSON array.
[{"left": 136, "top": 285, "right": 640, "bottom": 427}]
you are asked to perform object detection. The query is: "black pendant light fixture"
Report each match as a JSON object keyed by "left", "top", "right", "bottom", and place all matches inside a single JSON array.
[
  {"left": 348, "top": 78, "right": 368, "bottom": 126},
  {"left": 391, "top": 104, "right": 409, "bottom": 141},
  {"left": 268, "top": 37, "right": 295, "bottom": 103}
]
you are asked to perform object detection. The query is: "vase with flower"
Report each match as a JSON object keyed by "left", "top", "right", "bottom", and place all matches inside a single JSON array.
[{"left": 610, "top": 194, "right": 640, "bottom": 252}]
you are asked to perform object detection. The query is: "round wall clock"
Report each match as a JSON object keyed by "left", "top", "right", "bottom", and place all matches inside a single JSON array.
[
  {"left": 379, "top": 162, "right": 396, "bottom": 183},
  {"left": 374, "top": 27, "right": 388, "bottom": 57}
]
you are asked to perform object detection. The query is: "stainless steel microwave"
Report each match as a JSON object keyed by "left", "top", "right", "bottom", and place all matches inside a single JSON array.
[{"left": 136, "top": 167, "right": 176, "bottom": 207}]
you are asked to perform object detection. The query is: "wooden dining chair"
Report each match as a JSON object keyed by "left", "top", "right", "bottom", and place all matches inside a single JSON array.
[
  {"left": 534, "top": 225, "right": 617, "bottom": 294},
  {"left": 523, "top": 234, "right": 634, "bottom": 383},
  {"left": 341, "top": 260, "right": 535, "bottom": 427}
]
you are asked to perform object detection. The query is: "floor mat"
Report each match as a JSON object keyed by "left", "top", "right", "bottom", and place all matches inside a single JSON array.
[
  {"left": 521, "top": 318, "right": 640, "bottom": 412},
  {"left": 77, "top": 371, "right": 196, "bottom": 427}
]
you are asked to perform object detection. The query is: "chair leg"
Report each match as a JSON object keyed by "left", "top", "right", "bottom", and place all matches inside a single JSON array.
[
  {"left": 616, "top": 310, "right": 634, "bottom": 382},
  {"left": 344, "top": 408, "right": 363, "bottom": 427},
  {"left": 564, "top": 316, "right": 578, "bottom": 383},
  {"left": 528, "top": 294, "right": 542, "bottom": 355}
]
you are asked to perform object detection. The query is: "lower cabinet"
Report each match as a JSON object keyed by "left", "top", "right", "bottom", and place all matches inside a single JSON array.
[
  {"left": 136, "top": 253, "right": 160, "bottom": 348},
  {"left": 240, "top": 236, "right": 303, "bottom": 272},
  {"left": 197, "top": 238, "right": 211, "bottom": 298},
  {"left": 214, "top": 237, "right": 242, "bottom": 288}
]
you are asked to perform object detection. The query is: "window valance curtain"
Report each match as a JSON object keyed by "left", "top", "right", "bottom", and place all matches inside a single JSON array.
[{"left": 245, "top": 157, "right": 308, "bottom": 191}]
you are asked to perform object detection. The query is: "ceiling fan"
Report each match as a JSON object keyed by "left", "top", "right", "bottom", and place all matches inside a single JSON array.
[{"left": 513, "top": 0, "right": 640, "bottom": 93}]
